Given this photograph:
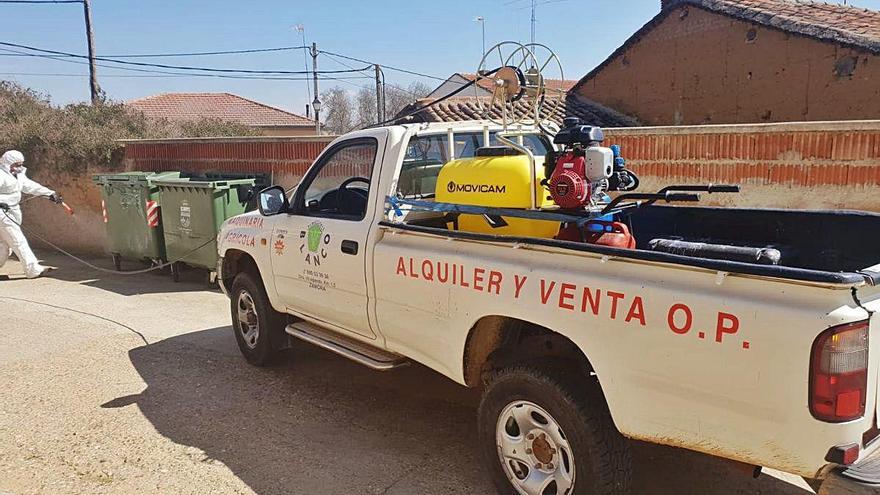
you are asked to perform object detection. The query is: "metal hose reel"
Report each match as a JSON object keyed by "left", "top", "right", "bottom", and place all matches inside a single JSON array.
[{"left": 473, "top": 41, "right": 565, "bottom": 130}]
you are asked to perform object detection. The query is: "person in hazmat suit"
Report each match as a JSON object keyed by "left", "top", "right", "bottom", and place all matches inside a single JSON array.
[{"left": 0, "top": 150, "right": 62, "bottom": 278}]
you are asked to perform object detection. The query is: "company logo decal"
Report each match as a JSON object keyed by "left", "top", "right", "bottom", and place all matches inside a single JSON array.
[
  {"left": 300, "top": 221, "right": 331, "bottom": 265},
  {"left": 179, "top": 201, "right": 191, "bottom": 230},
  {"left": 274, "top": 234, "right": 286, "bottom": 255},
  {"left": 446, "top": 181, "right": 507, "bottom": 194}
]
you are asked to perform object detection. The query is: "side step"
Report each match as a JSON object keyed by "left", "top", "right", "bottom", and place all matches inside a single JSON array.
[{"left": 285, "top": 321, "right": 409, "bottom": 371}]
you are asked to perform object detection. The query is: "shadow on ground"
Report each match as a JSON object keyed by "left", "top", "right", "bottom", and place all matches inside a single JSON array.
[
  {"left": 116, "top": 326, "right": 813, "bottom": 495},
  {"left": 24, "top": 250, "right": 217, "bottom": 296}
]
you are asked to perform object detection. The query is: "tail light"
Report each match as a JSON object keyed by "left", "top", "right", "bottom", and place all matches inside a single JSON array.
[{"left": 810, "top": 320, "right": 869, "bottom": 422}]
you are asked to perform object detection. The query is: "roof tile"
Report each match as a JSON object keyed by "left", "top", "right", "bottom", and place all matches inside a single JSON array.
[
  {"left": 125, "top": 92, "right": 313, "bottom": 127},
  {"left": 395, "top": 94, "right": 639, "bottom": 128}
]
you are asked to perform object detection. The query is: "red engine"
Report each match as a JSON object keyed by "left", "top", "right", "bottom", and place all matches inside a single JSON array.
[{"left": 548, "top": 151, "right": 590, "bottom": 209}]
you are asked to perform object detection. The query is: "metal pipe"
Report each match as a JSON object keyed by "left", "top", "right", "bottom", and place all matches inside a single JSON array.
[
  {"left": 447, "top": 127, "right": 455, "bottom": 161},
  {"left": 496, "top": 132, "right": 537, "bottom": 210}
]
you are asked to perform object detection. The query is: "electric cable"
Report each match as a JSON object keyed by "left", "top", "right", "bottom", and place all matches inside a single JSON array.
[
  {"left": 0, "top": 46, "right": 372, "bottom": 81},
  {"left": 0, "top": 46, "right": 309, "bottom": 58},
  {"left": 318, "top": 49, "right": 448, "bottom": 82},
  {"left": 0, "top": 0, "right": 81, "bottom": 3},
  {"left": 101, "top": 45, "right": 309, "bottom": 58},
  {"left": 322, "top": 52, "right": 428, "bottom": 99},
  {"left": 0, "top": 41, "right": 371, "bottom": 75}
]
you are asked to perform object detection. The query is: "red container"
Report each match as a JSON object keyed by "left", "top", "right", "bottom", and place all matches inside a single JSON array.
[{"left": 555, "top": 221, "right": 636, "bottom": 249}]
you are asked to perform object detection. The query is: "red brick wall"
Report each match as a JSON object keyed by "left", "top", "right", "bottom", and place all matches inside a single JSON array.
[
  {"left": 26, "top": 123, "right": 880, "bottom": 255},
  {"left": 604, "top": 120, "right": 880, "bottom": 210},
  {"left": 576, "top": 6, "right": 880, "bottom": 126},
  {"left": 121, "top": 136, "right": 336, "bottom": 187}
]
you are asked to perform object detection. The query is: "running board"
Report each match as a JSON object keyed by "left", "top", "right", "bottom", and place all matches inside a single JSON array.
[{"left": 285, "top": 321, "right": 409, "bottom": 371}]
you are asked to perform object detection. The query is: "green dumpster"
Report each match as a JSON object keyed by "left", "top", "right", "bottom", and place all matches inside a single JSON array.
[
  {"left": 153, "top": 177, "right": 257, "bottom": 281},
  {"left": 91, "top": 171, "right": 183, "bottom": 270}
]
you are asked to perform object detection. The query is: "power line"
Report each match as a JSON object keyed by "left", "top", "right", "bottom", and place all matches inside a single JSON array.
[
  {"left": 321, "top": 53, "right": 420, "bottom": 99},
  {"left": 321, "top": 52, "right": 434, "bottom": 98},
  {"left": 322, "top": 52, "right": 432, "bottom": 100},
  {"left": 0, "top": 71, "right": 372, "bottom": 80},
  {"left": 0, "top": 0, "right": 81, "bottom": 3},
  {"left": 0, "top": 41, "right": 371, "bottom": 75},
  {"left": 0, "top": 47, "right": 372, "bottom": 81},
  {"left": 318, "top": 49, "right": 447, "bottom": 82},
  {"left": 102, "top": 45, "right": 309, "bottom": 58},
  {"left": 0, "top": 46, "right": 310, "bottom": 59}
]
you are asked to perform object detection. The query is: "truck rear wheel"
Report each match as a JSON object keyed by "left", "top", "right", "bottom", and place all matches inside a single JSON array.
[
  {"left": 478, "top": 366, "right": 631, "bottom": 495},
  {"left": 230, "top": 271, "right": 288, "bottom": 366}
]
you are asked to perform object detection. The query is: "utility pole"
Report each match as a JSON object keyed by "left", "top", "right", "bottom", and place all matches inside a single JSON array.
[
  {"left": 82, "top": 0, "right": 101, "bottom": 104},
  {"left": 530, "top": 0, "right": 536, "bottom": 44},
  {"left": 293, "top": 24, "right": 311, "bottom": 117},
  {"left": 475, "top": 16, "right": 486, "bottom": 57},
  {"left": 374, "top": 64, "right": 384, "bottom": 123},
  {"left": 311, "top": 42, "right": 321, "bottom": 135}
]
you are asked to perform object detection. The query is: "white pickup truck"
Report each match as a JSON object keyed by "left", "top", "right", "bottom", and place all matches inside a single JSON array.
[{"left": 217, "top": 120, "right": 880, "bottom": 495}]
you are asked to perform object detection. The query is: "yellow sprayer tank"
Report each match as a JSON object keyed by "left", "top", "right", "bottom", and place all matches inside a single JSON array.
[{"left": 435, "top": 154, "right": 559, "bottom": 238}]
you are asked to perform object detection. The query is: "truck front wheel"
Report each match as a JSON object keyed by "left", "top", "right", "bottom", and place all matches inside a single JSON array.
[
  {"left": 478, "top": 366, "right": 631, "bottom": 495},
  {"left": 230, "top": 271, "right": 288, "bottom": 366}
]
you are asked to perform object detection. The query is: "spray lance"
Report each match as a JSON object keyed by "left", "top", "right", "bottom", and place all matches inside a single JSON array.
[
  {"left": 1, "top": 193, "right": 73, "bottom": 215},
  {"left": 48, "top": 193, "right": 74, "bottom": 215}
]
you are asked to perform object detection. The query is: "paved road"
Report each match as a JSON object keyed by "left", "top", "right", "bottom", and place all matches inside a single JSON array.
[{"left": 0, "top": 251, "right": 815, "bottom": 494}]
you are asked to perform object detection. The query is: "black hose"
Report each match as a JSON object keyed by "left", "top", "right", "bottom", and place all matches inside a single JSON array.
[{"left": 2, "top": 208, "right": 215, "bottom": 276}]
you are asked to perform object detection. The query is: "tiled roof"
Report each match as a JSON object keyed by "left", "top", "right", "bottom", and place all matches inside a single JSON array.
[
  {"left": 573, "top": 0, "right": 880, "bottom": 92},
  {"left": 457, "top": 73, "right": 577, "bottom": 93},
  {"left": 125, "top": 92, "right": 313, "bottom": 127},
  {"left": 394, "top": 94, "right": 640, "bottom": 128}
]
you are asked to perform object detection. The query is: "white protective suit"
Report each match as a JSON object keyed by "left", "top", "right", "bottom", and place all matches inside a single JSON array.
[{"left": 0, "top": 150, "right": 55, "bottom": 278}]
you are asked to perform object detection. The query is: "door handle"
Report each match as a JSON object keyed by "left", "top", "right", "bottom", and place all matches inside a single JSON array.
[{"left": 341, "top": 240, "right": 359, "bottom": 255}]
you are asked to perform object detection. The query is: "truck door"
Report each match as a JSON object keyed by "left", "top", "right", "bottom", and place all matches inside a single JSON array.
[{"left": 269, "top": 136, "right": 384, "bottom": 339}]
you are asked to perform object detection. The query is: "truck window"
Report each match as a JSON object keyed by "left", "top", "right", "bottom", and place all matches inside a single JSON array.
[
  {"left": 398, "top": 132, "right": 550, "bottom": 198},
  {"left": 298, "top": 139, "right": 377, "bottom": 220}
]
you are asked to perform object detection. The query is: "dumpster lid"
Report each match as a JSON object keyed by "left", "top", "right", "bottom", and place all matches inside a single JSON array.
[
  {"left": 92, "top": 171, "right": 182, "bottom": 186},
  {"left": 153, "top": 177, "right": 256, "bottom": 190}
]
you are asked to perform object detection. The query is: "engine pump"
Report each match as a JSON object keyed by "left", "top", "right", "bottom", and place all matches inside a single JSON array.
[{"left": 546, "top": 117, "right": 639, "bottom": 210}]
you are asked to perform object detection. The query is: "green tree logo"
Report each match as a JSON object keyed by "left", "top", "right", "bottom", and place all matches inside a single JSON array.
[{"left": 307, "top": 222, "right": 324, "bottom": 253}]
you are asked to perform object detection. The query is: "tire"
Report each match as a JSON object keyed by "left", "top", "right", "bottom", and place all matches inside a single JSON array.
[
  {"left": 478, "top": 366, "right": 632, "bottom": 495},
  {"left": 230, "top": 271, "right": 288, "bottom": 366}
]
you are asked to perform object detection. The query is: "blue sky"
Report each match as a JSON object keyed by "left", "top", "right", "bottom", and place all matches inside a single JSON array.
[{"left": 1, "top": 0, "right": 879, "bottom": 116}]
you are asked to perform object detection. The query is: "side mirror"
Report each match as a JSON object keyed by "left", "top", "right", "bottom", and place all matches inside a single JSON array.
[{"left": 258, "top": 186, "right": 289, "bottom": 216}]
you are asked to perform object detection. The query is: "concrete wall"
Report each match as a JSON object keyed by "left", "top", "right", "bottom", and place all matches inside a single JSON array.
[
  {"left": 21, "top": 122, "right": 880, "bottom": 256},
  {"left": 576, "top": 5, "right": 880, "bottom": 126}
]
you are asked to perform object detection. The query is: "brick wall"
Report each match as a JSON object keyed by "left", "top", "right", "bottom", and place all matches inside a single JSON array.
[
  {"left": 576, "top": 6, "right": 880, "bottom": 126},
  {"left": 604, "top": 120, "right": 880, "bottom": 210},
  {"left": 24, "top": 122, "right": 880, "bottom": 256},
  {"left": 121, "top": 135, "right": 336, "bottom": 188}
]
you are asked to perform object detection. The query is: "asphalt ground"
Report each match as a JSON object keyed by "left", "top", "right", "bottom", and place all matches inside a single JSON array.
[{"left": 0, "top": 251, "right": 816, "bottom": 494}]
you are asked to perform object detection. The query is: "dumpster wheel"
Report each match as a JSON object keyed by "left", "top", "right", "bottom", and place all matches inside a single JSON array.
[
  {"left": 170, "top": 262, "right": 181, "bottom": 283},
  {"left": 112, "top": 253, "right": 122, "bottom": 271}
]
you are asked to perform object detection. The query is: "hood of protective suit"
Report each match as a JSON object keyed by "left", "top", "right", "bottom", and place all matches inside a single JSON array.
[{"left": 0, "top": 150, "right": 24, "bottom": 174}]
